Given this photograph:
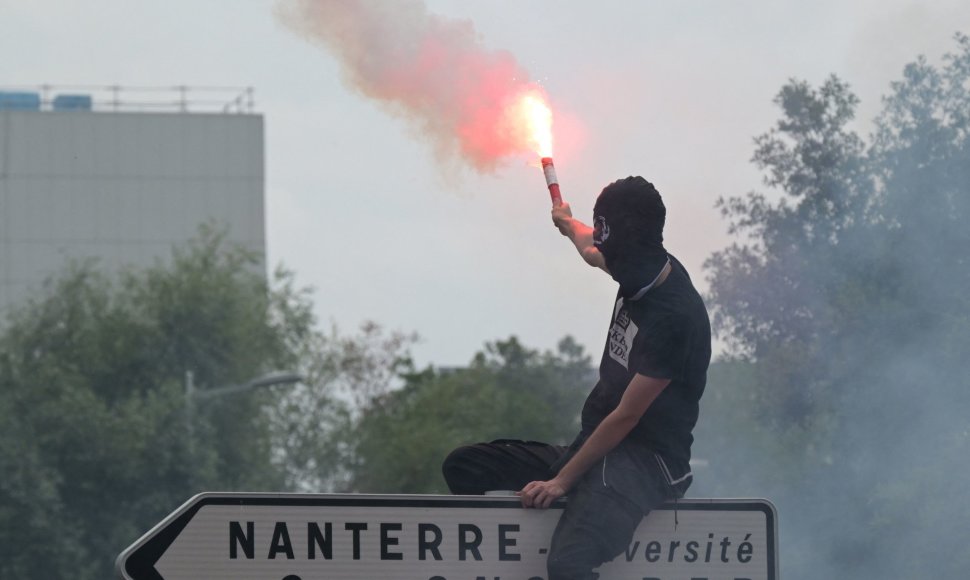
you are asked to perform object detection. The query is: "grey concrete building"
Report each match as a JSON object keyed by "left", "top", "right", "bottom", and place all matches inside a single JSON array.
[{"left": 0, "top": 86, "right": 264, "bottom": 316}]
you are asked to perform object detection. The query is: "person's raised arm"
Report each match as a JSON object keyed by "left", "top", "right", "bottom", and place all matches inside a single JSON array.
[{"left": 551, "top": 202, "right": 609, "bottom": 272}]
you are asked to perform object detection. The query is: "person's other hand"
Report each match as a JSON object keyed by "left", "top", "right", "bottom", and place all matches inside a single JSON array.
[{"left": 518, "top": 478, "right": 567, "bottom": 509}]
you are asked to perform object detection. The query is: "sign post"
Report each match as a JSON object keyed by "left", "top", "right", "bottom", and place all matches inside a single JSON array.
[{"left": 117, "top": 493, "right": 778, "bottom": 580}]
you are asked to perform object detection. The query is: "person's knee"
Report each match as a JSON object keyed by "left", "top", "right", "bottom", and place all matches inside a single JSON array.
[
  {"left": 546, "top": 486, "right": 643, "bottom": 580},
  {"left": 441, "top": 445, "right": 480, "bottom": 494}
]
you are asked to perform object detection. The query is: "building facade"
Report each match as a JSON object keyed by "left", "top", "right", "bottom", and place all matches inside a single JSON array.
[{"left": 0, "top": 89, "right": 264, "bottom": 316}]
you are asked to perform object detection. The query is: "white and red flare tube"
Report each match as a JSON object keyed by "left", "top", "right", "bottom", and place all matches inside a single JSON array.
[{"left": 541, "top": 157, "right": 563, "bottom": 207}]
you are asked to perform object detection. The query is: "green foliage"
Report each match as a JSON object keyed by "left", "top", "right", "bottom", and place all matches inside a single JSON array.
[
  {"left": 0, "top": 227, "right": 321, "bottom": 580},
  {"left": 700, "top": 34, "right": 970, "bottom": 579},
  {"left": 268, "top": 321, "right": 417, "bottom": 492},
  {"left": 346, "top": 336, "right": 592, "bottom": 493},
  {"left": 0, "top": 222, "right": 594, "bottom": 577}
]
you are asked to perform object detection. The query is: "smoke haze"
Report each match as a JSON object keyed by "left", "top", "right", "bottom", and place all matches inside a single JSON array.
[
  {"left": 693, "top": 34, "right": 970, "bottom": 579},
  {"left": 277, "top": 0, "right": 550, "bottom": 172}
]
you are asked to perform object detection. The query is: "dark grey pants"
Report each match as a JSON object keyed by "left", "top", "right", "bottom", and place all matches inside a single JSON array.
[{"left": 442, "top": 439, "right": 661, "bottom": 580}]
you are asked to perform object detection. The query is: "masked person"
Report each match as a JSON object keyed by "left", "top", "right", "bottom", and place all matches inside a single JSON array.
[{"left": 442, "top": 176, "right": 712, "bottom": 580}]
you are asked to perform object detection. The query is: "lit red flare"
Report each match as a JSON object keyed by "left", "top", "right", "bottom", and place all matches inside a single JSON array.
[
  {"left": 515, "top": 90, "right": 553, "bottom": 158},
  {"left": 541, "top": 157, "right": 562, "bottom": 207},
  {"left": 507, "top": 89, "right": 561, "bottom": 207}
]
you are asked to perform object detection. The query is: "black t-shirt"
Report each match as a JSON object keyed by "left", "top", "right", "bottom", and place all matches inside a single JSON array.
[{"left": 581, "top": 255, "right": 712, "bottom": 465}]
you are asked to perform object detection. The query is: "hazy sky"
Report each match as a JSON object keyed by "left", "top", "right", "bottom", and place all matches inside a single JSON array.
[{"left": 3, "top": 1, "right": 968, "bottom": 366}]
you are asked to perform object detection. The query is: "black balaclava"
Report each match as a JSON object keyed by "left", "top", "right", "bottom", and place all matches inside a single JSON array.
[{"left": 592, "top": 176, "right": 669, "bottom": 299}]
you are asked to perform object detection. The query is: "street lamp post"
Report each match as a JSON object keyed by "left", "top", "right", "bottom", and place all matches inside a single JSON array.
[
  {"left": 183, "top": 370, "right": 303, "bottom": 463},
  {"left": 188, "top": 371, "right": 303, "bottom": 402}
]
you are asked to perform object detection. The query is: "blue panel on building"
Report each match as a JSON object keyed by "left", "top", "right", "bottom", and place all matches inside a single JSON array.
[
  {"left": 0, "top": 91, "right": 41, "bottom": 111},
  {"left": 52, "top": 94, "right": 93, "bottom": 111}
]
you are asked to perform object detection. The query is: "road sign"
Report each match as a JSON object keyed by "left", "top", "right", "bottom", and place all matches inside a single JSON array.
[{"left": 117, "top": 493, "right": 778, "bottom": 580}]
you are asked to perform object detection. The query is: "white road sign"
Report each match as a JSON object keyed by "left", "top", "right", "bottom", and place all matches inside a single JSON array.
[{"left": 116, "top": 493, "right": 778, "bottom": 580}]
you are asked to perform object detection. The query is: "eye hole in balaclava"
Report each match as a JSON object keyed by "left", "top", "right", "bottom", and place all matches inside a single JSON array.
[
  {"left": 593, "top": 215, "right": 610, "bottom": 245},
  {"left": 593, "top": 176, "right": 668, "bottom": 298}
]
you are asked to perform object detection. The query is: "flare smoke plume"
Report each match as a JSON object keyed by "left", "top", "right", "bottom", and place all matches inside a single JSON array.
[{"left": 277, "top": 0, "right": 551, "bottom": 172}]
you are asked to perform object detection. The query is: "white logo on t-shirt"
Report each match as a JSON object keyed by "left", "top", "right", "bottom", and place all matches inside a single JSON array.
[{"left": 608, "top": 298, "right": 638, "bottom": 369}]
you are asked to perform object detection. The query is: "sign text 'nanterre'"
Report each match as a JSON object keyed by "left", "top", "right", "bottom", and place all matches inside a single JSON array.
[{"left": 116, "top": 493, "right": 778, "bottom": 580}]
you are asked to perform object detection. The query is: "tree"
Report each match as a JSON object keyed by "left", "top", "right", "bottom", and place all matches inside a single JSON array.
[
  {"left": 268, "top": 320, "right": 417, "bottom": 492},
  {"left": 700, "top": 34, "right": 970, "bottom": 579},
  {"left": 346, "top": 336, "right": 593, "bottom": 493},
  {"left": 0, "top": 227, "right": 325, "bottom": 579}
]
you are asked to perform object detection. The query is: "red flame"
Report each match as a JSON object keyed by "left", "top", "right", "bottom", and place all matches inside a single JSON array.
[
  {"left": 511, "top": 88, "right": 554, "bottom": 158},
  {"left": 281, "top": 1, "right": 559, "bottom": 171}
]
